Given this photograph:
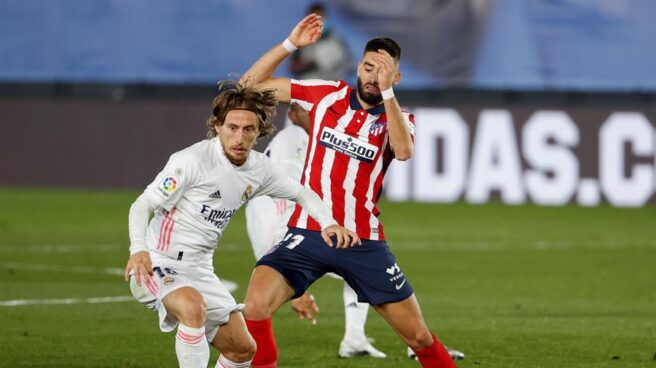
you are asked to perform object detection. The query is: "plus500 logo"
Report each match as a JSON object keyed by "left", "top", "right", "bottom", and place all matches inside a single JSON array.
[{"left": 319, "top": 127, "right": 379, "bottom": 163}]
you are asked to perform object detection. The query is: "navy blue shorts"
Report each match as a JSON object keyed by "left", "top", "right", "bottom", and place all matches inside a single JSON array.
[{"left": 257, "top": 227, "right": 414, "bottom": 305}]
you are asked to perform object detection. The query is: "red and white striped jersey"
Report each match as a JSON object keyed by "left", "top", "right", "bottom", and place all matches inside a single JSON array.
[{"left": 288, "top": 79, "right": 416, "bottom": 240}]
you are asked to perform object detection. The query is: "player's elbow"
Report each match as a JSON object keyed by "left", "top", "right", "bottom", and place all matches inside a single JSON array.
[
  {"left": 394, "top": 147, "right": 413, "bottom": 161},
  {"left": 391, "top": 141, "right": 413, "bottom": 161}
]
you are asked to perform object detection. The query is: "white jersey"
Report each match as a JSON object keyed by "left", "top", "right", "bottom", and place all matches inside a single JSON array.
[
  {"left": 143, "top": 137, "right": 303, "bottom": 260},
  {"left": 245, "top": 124, "right": 309, "bottom": 259}
]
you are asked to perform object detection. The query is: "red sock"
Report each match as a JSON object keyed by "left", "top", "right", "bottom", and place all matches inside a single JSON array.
[
  {"left": 245, "top": 318, "right": 278, "bottom": 368},
  {"left": 413, "top": 334, "right": 457, "bottom": 368}
]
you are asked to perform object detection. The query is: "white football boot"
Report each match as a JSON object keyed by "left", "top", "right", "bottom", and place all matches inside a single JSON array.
[{"left": 338, "top": 337, "right": 387, "bottom": 358}]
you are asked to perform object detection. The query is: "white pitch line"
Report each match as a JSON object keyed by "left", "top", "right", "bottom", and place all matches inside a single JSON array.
[
  {"left": 220, "top": 279, "right": 238, "bottom": 293},
  {"left": 1, "top": 262, "right": 240, "bottom": 307},
  {"left": 0, "top": 243, "right": 243, "bottom": 254},
  {"left": 1, "top": 263, "right": 239, "bottom": 291},
  {"left": 2, "top": 262, "right": 124, "bottom": 276},
  {"left": 1, "top": 280, "right": 239, "bottom": 308},
  {"left": 0, "top": 244, "right": 120, "bottom": 254},
  {"left": 0, "top": 296, "right": 134, "bottom": 307}
]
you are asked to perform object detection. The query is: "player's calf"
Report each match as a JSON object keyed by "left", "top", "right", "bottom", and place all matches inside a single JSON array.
[{"left": 212, "top": 311, "right": 257, "bottom": 366}]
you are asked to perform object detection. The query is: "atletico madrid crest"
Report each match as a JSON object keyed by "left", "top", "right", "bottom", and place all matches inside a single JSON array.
[{"left": 369, "top": 121, "right": 386, "bottom": 137}]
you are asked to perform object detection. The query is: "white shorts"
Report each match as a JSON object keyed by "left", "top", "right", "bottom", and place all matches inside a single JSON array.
[{"left": 129, "top": 252, "right": 243, "bottom": 342}]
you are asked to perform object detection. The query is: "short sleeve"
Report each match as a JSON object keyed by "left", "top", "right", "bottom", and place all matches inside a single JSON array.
[
  {"left": 143, "top": 152, "right": 199, "bottom": 210},
  {"left": 290, "top": 79, "right": 346, "bottom": 111},
  {"left": 405, "top": 112, "right": 416, "bottom": 139}
]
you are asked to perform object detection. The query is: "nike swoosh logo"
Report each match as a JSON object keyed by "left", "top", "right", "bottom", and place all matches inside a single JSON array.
[{"left": 395, "top": 279, "right": 406, "bottom": 290}]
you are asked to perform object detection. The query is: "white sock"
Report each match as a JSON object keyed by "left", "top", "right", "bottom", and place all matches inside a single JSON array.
[
  {"left": 215, "top": 354, "right": 252, "bottom": 368},
  {"left": 175, "top": 324, "right": 209, "bottom": 368},
  {"left": 343, "top": 282, "right": 369, "bottom": 342}
]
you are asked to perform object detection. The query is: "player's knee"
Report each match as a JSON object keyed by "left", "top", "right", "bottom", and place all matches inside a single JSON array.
[
  {"left": 177, "top": 298, "right": 207, "bottom": 326},
  {"left": 224, "top": 335, "right": 257, "bottom": 362},
  {"left": 405, "top": 328, "right": 433, "bottom": 349},
  {"left": 243, "top": 296, "right": 274, "bottom": 320}
]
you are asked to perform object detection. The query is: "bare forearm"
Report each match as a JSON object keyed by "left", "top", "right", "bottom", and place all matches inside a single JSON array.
[
  {"left": 241, "top": 14, "right": 323, "bottom": 102},
  {"left": 384, "top": 98, "right": 413, "bottom": 160},
  {"left": 241, "top": 43, "right": 291, "bottom": 87}
]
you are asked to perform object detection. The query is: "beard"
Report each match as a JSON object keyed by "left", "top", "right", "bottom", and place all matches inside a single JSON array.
[{"left": 357, "top": 78, "right": 383, "bottom": 106}]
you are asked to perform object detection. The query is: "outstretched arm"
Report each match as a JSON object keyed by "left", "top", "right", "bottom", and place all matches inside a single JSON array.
[
  {"left": 294, "top": 187, "right": 361, "bottom": 249},
  {"left": 124, "top": 194, "right": 157, "bottom": 285},
  {"left": 240, "top": 14, "right": 323, "bottom": 103}
]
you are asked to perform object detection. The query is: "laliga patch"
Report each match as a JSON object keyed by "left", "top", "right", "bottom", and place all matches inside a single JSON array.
[
  {"left": 157, "top": 175, "right": 179, "bottom": 198},
  {"left": 319, "top": 127, "right": 379, "bottom": 163}
]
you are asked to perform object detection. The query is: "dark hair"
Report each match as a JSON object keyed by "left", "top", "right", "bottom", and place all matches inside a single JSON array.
[
  {"left": 364, "top": 37, "right": 402, "bottom": 62},
  {"left": 206, "top": 80, "right": 277, "bottom": 139},
  {"left": 308, "top": 2, "right": 325, "bottom": 14}
]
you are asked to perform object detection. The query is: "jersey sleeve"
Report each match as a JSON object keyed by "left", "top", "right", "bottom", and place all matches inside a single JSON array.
[
  {"left": 290, "top": 79, "right": 347, "bottom": 111},
  {"left": 404, "top": 111, "right": 416, "bottom": 141},
  {"left": 143, "top": 152, "right": 199, "bottom": 211},
  {"left": 255, "top": 162, "right": 303, "bottom": 201}
]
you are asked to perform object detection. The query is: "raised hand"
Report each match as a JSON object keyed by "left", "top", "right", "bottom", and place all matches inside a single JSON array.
[
  {"left": 288, "top": 14, "right": 323, "bottom": 48},
  {"left": 369, "top": 49, "right": 397, "bottom": 91}
]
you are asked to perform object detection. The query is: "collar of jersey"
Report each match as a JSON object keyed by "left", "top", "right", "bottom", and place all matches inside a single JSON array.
[
  {"left": 214, "top": 136, "right": 253, "bottom": 170},
  {"left": 349, "top": 89, "right": 385, "bottom": 116}
]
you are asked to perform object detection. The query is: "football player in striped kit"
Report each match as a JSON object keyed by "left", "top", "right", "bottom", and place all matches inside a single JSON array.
[
  {"left": 124, "top": 81, "right": 359, "bottom": 368},
  {"left": 245, "top": 103, "right": 386, "bottom": 358},
  {"left": 240, "top": 15, "right": 459, "bottom": 368}
]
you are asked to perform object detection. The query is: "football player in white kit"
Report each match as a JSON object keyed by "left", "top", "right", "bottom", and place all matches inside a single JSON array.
[
  {"left": 245, "top": 103, "right": 386, "bottom": 358},
  {"left": 124, "top": 81, "right": 359, "bottom": 368}
]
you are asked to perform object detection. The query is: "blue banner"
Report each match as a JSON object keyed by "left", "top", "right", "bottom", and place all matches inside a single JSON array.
[{"left": 1, "top": 0, "right": 655, "bottom": 91}]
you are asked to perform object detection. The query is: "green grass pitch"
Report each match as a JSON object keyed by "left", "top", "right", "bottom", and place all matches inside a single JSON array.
[{"left": 1, "top": 187, "right": 655, "bottom": 367}]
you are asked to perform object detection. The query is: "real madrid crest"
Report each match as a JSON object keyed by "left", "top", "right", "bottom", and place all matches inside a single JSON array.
[{"left": 241, "top": 185, "right": 253, "bottom": 201}]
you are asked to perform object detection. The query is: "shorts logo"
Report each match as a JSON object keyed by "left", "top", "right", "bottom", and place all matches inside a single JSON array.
[
  {"left": 241, "top": 185, "right": 253, "bottom": 201},
  {"left": 163, "top": 276, "right": 175, "bottom": 285},
  {"left": 386, "top": 263, "right": 401, "bottom": 275},
  {"left": 319, "top": 127, "right": 379, "bottom": 163},
  {"left": 157, "top": 176, "right": 179, "bottom": 197},
  {"left": 386, "top": 262, "right": 405, "bottom": 288}
]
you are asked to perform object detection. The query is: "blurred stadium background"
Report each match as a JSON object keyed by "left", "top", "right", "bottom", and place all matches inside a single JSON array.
[{"left": 1, "top": 1, "right": 655, "bottom": 367}]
